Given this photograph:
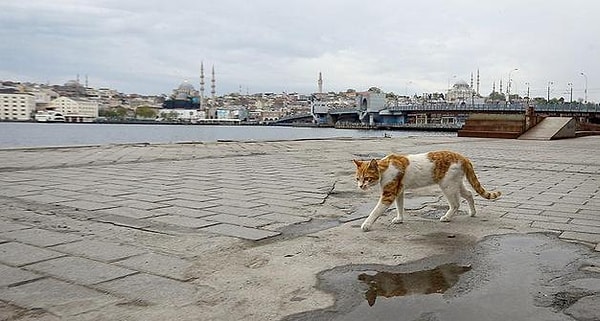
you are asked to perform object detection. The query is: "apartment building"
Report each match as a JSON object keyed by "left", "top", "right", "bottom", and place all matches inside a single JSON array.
[{"left": 0, "top": 89, "right": 36, "bottom": 121}]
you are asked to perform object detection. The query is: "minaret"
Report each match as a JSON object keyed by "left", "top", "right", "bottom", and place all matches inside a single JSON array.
[
  {"left": 499, "top": 79, "right": 503, "bottom": 93},
  {"left": 200, "top": 62, "right": 205, "bottom": 109},
  {"left": 211, "top": 65, "right": 216, "bottom": 99},
  {"left": 318, "top": 72, "right": 323, "bottom": 94},
  {"left": 492, "top": 81, "right": 496, "bottom": 93},
  {"left": 470, "top": 72, "right": 473, "bottom": 90},
  {"left": 476, "top": 69, "right": 480, "bottom": 95}
]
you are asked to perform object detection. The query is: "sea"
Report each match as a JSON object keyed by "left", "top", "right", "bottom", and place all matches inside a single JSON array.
[{"left": 0, "top": 122, "right": 455, "bottom": 148}]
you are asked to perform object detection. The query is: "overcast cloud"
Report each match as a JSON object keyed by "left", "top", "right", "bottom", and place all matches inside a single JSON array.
[{"left": 1, "top": 0, "right": 599, "bottom": 101}]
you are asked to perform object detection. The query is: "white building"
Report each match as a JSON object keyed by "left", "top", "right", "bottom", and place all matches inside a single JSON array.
[
  {"left": 47, "top": 96, "right": 99, "bottom": 121},
  {"left": 0, "top": 90, "right": 36, "bottom": 121},
  {"left": 157, "top": 109, "right": 206, "bottom": 122}
]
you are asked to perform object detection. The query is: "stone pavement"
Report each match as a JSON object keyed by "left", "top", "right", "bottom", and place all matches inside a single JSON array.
[{"left": 0, "top": 135, "right": 599, "bottom": 320}]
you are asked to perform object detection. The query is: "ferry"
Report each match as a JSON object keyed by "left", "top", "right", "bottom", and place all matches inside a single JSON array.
[{"left": 34, "top": 110, "right": 66, "bottom": 122}]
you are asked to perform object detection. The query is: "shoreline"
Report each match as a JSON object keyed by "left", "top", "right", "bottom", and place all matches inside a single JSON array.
[{"left": 1, "top": 119, "right": 461, "bottom": 131}]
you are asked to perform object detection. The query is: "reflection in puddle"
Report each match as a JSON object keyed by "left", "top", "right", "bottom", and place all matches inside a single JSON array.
[{"left": 358, "top": 263, "right": 471, "bottom": 306}]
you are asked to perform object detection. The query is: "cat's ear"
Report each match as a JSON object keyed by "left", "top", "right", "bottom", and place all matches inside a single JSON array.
[
  {"left": 352, "top": 159, "right": 362, "bottom": 167},
  {"left": 369, "top": 159, "right": 378, "bottom": 168}
]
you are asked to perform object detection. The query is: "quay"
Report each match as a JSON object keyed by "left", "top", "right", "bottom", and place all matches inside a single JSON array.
[{"left": 0, "top": 135, "right": 599, "bottom": 320}]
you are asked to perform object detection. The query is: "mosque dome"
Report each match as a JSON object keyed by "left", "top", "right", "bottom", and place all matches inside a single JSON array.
[
  {"left": 447, "top": 79, "right": 474, "bottom": 102},
  {"left": 173, "top": 80, "right": 197, "bottom": 100},
  {"left": 178, "top": 81, "right": 195, "bottom": 92},
  {"left": 453, "top": 80, "right": 470, "bottom": 89}
]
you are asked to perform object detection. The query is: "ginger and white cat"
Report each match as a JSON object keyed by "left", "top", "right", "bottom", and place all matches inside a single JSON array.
[{"left": 353, "top": 150, "right": 501, "bottom": 231}]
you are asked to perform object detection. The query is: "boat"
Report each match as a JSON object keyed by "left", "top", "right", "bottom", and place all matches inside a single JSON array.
[{"left": 35, "top": 110, "right": 66, "bottom": 122}]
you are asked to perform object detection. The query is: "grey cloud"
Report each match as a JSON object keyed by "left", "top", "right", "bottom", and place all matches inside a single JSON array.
[{"left": 1, "top": 0, "right": 599, "bottom": 100}]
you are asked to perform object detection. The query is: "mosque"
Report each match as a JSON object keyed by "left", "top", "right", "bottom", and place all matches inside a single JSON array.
[
  {"left": 162, "top": 62, "right": 216, "bottom": 110},
  {"left": 446, "top": 69, "right": 486, "bottom": 106}
]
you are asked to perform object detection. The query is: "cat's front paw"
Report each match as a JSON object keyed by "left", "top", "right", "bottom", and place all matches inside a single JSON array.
[
  {"left": 360, "top": 222, "right": 371, "bottom": 232},
  {"left": 392, "top": 218, "right": 403, "bottom": 224},
  {"left": 439, "top": 215, "right": 451, "bottom": 222}
]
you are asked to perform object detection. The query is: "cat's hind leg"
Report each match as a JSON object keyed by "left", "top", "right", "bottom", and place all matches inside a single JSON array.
[
  {"left": 361, "top": 198, "right": 392, "bottom": 231},
  {"left": 460, "top": 183, "right": 476, "bottom": 217},
  {"left": 440, "top": 184, "right": 461, "bottom": 222},
  {"left": 392, "top": 189, "right": 405, "bottom": 224}
]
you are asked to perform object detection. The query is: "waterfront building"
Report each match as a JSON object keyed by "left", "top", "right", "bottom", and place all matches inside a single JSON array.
[
  {"left": 47, "top": 96, "right": 99, "bottom": 122},
  {"left": 0, "top": 88, "right": 36, "bottom": 121},
  {"left": 216, "top": 107, "right": 249, "bottom": 121},
  {"left": 156, "top": 108, "right": 206, "bottom": 122}
]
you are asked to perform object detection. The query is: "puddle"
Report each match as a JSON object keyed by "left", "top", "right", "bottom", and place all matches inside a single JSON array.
[
  {"left": 283, "top": 233, "right": 600, "bottom": 321},
  {"left": 358, "top": 263, "right": 471, "bottom": 306}
]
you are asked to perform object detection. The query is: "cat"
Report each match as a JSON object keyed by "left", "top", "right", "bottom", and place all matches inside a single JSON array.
[{"left": 353, "top": 150, "right": 501, "bottom": 231}]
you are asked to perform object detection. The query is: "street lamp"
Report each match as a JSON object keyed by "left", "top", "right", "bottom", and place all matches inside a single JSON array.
[
  {"left": 507, "top": 68, "right": 518, "bottom": 102},
  {"left": 580, "top": 72, "right": 588, "bottom": 103},
  {"left": 567, "top": 82, "right": 573, "bottom": 103}
]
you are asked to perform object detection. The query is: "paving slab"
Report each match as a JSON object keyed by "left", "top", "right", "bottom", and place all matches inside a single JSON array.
[
  {"left": 95, "top": 273, "right": 201, "bottom": 307},
  {"left": 115, "top": 252, "right": 196, "bottom": 281},
  {"left": 149, "top": 206, "right": 219, "bottom": 218},
  {"left": 0, "top": 263, "right": 43, "bottom": 286},
  {"left": 0, "top": 242, "right": 66, "bottom": 266},
  {"left": 201, "top": 223, "right": 280, "bottom": 240},
  {"left": 0, "top": 221, "right": 31, "bottom": 233},
  {"left": 148, "top": 215, "right": 218, "bottom": 229},
  {"left": 204, "top": 213, "right": 273, "bottom": 228},
  {"left": 96, "top": 206, "right": 160, "bottom": 219},
  {"left": 25, "top": 256, "right": 138, "bottom": 285},
  {"left": 49, "top": 238, "right": 147, "bottom": 262},
  {"left": 0, "top": 278, "right": 119, "bottom": 316},
  {"left": 55, "top": 200, "right": 118, "bottom": 211}
]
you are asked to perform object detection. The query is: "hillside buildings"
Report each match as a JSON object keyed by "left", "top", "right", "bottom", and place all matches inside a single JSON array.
[{"left": 2, "top": 68, "right": 557, "bottom": 123}]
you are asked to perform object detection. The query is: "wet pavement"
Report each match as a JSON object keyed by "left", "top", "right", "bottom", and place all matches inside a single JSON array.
[
  {"left": 284, "top": 233, "right": 600, "bottom": 321},
  {"left": 0, "top": 135, "right": 599, "bottom": 320}
]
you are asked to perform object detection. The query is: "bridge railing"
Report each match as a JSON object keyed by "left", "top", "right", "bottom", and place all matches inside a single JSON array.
[
  {"left": 388, "top": 103, "right": 527, "bottom": 112},
  {"left": 534, "top": 103, "right": 600, "bottom": 113},
  {"left": 335, "top": 103, "right": 599, "bottom": 113}
]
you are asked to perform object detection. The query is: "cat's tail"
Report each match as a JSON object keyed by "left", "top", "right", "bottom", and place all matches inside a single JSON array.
[{"left": 462, "top": 160, "right": 502, "bottom": 200}]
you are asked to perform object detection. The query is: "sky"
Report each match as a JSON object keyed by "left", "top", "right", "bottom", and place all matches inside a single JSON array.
[{"left": 1, "top": 0, "right": 599, "bottom": 102}]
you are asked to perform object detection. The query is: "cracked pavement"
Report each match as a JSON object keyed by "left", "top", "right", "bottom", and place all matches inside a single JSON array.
[{"left": 0, "top": 136, "right": 599, "bottom": 320}]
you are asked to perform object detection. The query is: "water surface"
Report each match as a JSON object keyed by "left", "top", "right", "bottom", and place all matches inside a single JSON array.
[{"left": 0, "top": 122, "right": 453, "bottom": 148}]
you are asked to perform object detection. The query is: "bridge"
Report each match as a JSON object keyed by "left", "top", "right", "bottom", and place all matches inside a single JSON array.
[{"left": 273, "top": 102, "right": 600, "bottom": 127}]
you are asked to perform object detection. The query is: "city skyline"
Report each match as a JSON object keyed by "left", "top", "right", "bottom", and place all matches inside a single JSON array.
[{"left": 1, "top": 1, "right": 599, "bottom": 101}]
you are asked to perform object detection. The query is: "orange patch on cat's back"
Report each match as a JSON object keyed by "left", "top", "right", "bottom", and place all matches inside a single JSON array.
[
  {"left": 382, "top": 154, "right": 410, "bottom": 172},
  {"left": 427, "top": 150, "right": 467, "bottom": 182}
]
